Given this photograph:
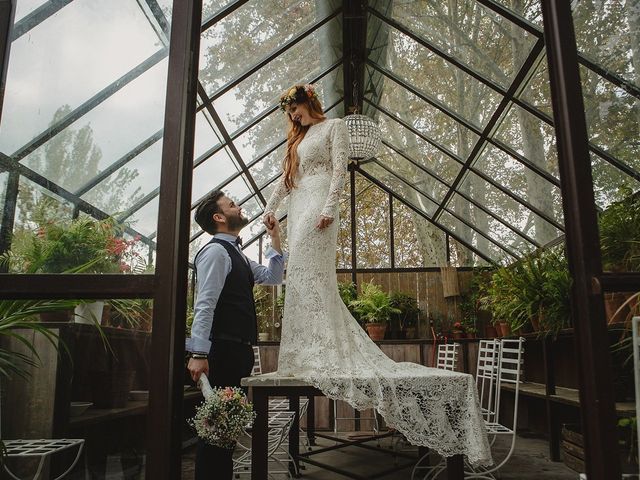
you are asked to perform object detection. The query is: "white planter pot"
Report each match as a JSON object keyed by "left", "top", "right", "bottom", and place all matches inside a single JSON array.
[{"left": 74, "top": 301, "right": 105, "bottom": 325}]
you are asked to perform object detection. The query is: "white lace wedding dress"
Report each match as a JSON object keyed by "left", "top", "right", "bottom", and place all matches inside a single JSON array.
[{"left": 263, "top": 118, "right": 491, "bottom": 466}]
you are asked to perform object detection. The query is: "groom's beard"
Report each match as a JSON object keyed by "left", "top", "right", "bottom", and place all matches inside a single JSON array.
[{"left": 227, "top": 214, "right": 249, "bottom": 231}]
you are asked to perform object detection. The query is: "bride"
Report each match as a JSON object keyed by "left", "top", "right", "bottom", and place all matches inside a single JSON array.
[{"left": 262, "top": 84, "right": 491, "bottom": 466}]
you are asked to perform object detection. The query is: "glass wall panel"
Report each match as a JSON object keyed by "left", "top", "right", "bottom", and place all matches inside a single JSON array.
[
  {"left": 491, "top": 1, "right": 542, "bottom": 25},
  {"left": 194, "top": 111, "right": 224, "bottom": 160},
  {"left": 517, "top": 54, "right": 553, "bottom": 116},
  {"left": 355, "top": 179, "right": 390, "bottom": 268},
  {"left": 474, "top": 143, "right": 563, "bottom": 225},
  {"left": 336, "top": 184, "right": 352, "bottom": 269},
  {"left": 125, "top": 196, "right": 159, "bottom": 239},
  {"left": 393, "top": 200, "right": 425, "bottom": 268},
  {"left": 371, "top": 26, "right": 503, "bottom": 130},
  {"left": 0, "top": 172, "right": 7, "bottom": 226},
  {"left": 591, "top": 152, "right": 640, "bottom": 209},
  {"left": 0, "top": 0, "right": 163, "bottom": 155},
  {"left": 389, "top": 0, "right": 538, "bottom": 89}
]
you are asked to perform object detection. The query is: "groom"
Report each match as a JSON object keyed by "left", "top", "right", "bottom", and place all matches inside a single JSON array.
[{"left": 187, "top": 190, "right": 284, "bottom": 480}]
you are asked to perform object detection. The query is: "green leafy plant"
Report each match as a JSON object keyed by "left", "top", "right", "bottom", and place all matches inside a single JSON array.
[
  {"left": 599, "top": 187, "right": 640, "bottom": 272},
  {"left": 389, "top": 292, "right": 420, "bottom": 328},
  {"left": 618, "top": 416, "right": 638, "bottom": 466},
  {"left": 349, "top": 281, "right": 401, "bottom": 324},
  {"left": 254, "top": 286, "right": 273, "bottom": 333}
]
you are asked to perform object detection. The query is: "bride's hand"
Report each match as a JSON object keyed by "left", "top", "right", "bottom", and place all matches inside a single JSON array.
[
  {"left": 316, "top": 215, "right": 334, "bottom": 230},
  {"left": 263, "top": 213, "right": 276, "bottom": 230}
]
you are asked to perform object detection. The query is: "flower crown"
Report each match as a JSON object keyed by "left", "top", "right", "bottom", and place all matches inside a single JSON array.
[{"left": 279, "top": 84, "right": 318, "bottom": 112}]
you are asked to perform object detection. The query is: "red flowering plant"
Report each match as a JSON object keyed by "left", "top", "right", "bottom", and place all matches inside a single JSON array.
[{"left": 453, "top": 321, "right": 465, "bottom": 333}]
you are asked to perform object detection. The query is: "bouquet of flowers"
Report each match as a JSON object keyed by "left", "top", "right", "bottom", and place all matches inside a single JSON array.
[{"left": 189, "top": 374, "right": 256, "bottom": 449}]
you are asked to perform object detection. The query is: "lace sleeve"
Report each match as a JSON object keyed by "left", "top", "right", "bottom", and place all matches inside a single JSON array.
[
  {"left": 263, "top": 174, "right": 289, "bottom": 219},
  {"left": 321, "top": 120, "right": 349, "bottom": 218}
]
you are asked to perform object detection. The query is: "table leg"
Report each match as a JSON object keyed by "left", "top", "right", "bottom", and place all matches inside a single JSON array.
[
  {"left": 288, "top": 395, "right": 301, "bottom": 478},
  {"left": 251, "top": 388, "right": 268, "bottom": 480},
  {"left": 307, "top": 396, "right": 316, "bottom": 446},
  {"left": 446, "top": 454, "right": 464, "bottom": 480}
]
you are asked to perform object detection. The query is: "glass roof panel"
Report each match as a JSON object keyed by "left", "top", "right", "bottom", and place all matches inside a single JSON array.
[
  {"left": 491, "top": 1, "right": 542, "bottom": 25},
  {"left": 0, "top": 0, "right": 162, "bottom": 154},
  {"left": 15, "top": 176, "right": 74, "bottom": 227},
  {"left": 202, "top": 0, "right": 236, "bottom": 18},
  {"left": 372, "top": 26, "right": 503, "bottom": 130},
  {"left": 192, "top": 147, "right": 241, "bottom": 202},
  {"left": 0, "top": 172, "right": 6, "bottom": 225},
  {"left": 17, "top": 58, "right": 169, "bottom": 193},
  {"left": 234, "top": 109, "right": 286, "bottom": 165},
  {"left": 493, "top": 103, "right": 560, "bottom": 180},
  {"left": 439, "top": 210, "right": 510, "bottom": 263},
  {"left": 448, "top": 193, "right": 536, "bottom": 253},
  {"left": 517, "top": 54, "right": 552, "bottom": 117},
  {"left": 389, "top": 0, "right": 538, "bottom": 89},
  {"left": 199, "top": 0, "right": 332, "bottom": 97},
  {"left": 82, "top": 140, "right": 163, "bottom": 216},
  {"left": 376, "top": 114, "right": 464, "bottom": 185},
  {"left": 459, "top": 170, "right": 562, "bottom": 246},
  {"left": 194, "top": 111, "right": 224, "bottom": 160},
  {"left": 473, "top": 143, "right": 563, "bottom": 225},
  {"left": 591, "top": 152, "right": 640, "bottom": 210},
  {"left": 249, "top": 144, "right": 287, "bottom": 188},
  {"left": 239, "top": 195, "right": 263, "bottom": 221},
  {"left": 125, "top": 196, "right": 159, "bottom": 237},
  {"left": 360, "top": 162, "right": 438, "bottom": 216},
  {"left": 573, "top": 0, "right": 639, "bottom": 90},
  {"left": 371, "top": 67, "right": 480, "bottom": 159},
  {"left": 222, "top": 174, "right": 254, "bottom": 203},
  {"left": 14, "top": 0, "right": 49, "bottom": 22},
  {"left": 376, "top": 146, "right": 449, "bottom": 204},
  {"left": 580, "top": 66, "right": 640, "bottom": 173}
]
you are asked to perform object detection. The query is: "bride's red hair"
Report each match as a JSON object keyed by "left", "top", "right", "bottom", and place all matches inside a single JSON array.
[{"left": 282, "top": 86, "right": 325, "bottom": 190}]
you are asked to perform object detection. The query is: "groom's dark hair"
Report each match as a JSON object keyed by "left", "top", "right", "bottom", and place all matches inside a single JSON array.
[{"left": 195, "top": 190, "right": 225, "bottom": 234}]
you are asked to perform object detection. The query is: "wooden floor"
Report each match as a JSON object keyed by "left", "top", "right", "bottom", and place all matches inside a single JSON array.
[{"left": 180, "top": 432, "right": 579, "bottom": 479}]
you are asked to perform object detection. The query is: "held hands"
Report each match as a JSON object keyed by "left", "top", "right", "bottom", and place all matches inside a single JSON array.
[
  {"left": 188, "top": 357, "right": 209, "bottom": 382},
  {"left": 263, "top": 212, "right": 277, "bottom": 232},
  {"left": 316, "top": 215, "right": 334, "bottom": 230}
]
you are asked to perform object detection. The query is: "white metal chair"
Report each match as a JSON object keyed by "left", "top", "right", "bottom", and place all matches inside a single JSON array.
[
  {"left": 464, "top": 336, "right": 525, "bottom": 479},
  {"left": 475, "top": 339, "right": 501, "bottom": 426},
  {"left": 234, "top": 410, "right": 297, "bottom": 478},
  {"left": 251, "top": 346, "right": 311, "bottom": 452},
  {"left": 633, "top": 316, "right": 640, "bottom": 471},
  {"left": 332, "top": 401, "right": 380, "bottom": 435},
  {"left": 436, "top": 342, "right": 460, "bottom": 371}
]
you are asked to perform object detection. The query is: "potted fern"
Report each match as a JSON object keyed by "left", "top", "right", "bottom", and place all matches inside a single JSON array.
[{"left": 349, "top": 282, "right": 401, "bottom": 341}]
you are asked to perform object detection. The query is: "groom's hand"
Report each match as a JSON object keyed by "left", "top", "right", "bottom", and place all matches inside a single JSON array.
[{"left": 188, "top": 358, "right": 209, "bottom": 382}]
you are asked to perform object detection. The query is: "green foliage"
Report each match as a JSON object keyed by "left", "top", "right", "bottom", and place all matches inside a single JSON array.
[
  {"left": 349, "top": 281, "right": 401, "bottom": 324},
  {"left": 254, "top": 286, "right": 273, "bottom": 333},
  {"left": 599, "top": 187, "right": 640, "bottom": 272},
  {"left": 389, "top": 292, "right": 420, "bottom": 327},
  {"left": 480, "top": 247, "right": 571, "bottom": 336},
  {"left": 4, "top": 201, "right": 142, "bottom": 274},
  {"left": 617, "top": 416, "right": 638, "bottom": 466}
]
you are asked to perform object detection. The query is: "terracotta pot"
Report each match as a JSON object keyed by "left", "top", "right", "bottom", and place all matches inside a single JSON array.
[
  {"left": 452, "top": 331, "right": 465, "bottom": 340},
  {"left": 485, "top": 325, "right": 498, "bottom": 338},
  {"left": 466, "top": 332, "right": 477, "bottom": 339},
  {"left": 530, "top": 314, "right": 541, "bottom": 331},
  {"left": 366, "top": 322, "right": 387, "bottom": 341},
  {"left": 498, "top": 321, "right": 511, "bottom": 337}
]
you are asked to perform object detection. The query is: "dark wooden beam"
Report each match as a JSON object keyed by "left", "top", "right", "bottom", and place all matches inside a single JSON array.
[
  {"left": 146, "top": 0, "right": 201, "bottom": 478},
  {"left": 342, "top": 0, "right": 366, "bottom": 113},
  {"left": 541, "top": 2, "right": 621, "bottom": 478}
]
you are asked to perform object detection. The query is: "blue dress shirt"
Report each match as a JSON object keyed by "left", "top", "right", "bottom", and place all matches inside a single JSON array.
[{"left": 186, "top": 232, "right": 285, "bottom": 354}]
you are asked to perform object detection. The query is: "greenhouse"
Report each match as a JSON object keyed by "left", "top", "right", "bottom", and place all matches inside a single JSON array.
[{"left": 0, "top": 0, "right": 638, "bottom": 479}]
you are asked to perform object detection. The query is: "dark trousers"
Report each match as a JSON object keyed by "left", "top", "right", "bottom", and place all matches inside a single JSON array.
[{"left": 195, "top": 339, "right": 255, "bottom": 480}]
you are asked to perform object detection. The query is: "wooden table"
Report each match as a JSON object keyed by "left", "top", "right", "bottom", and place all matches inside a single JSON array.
[{"left": 241, "top": 374, "right": 465, "bottom": 480}]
